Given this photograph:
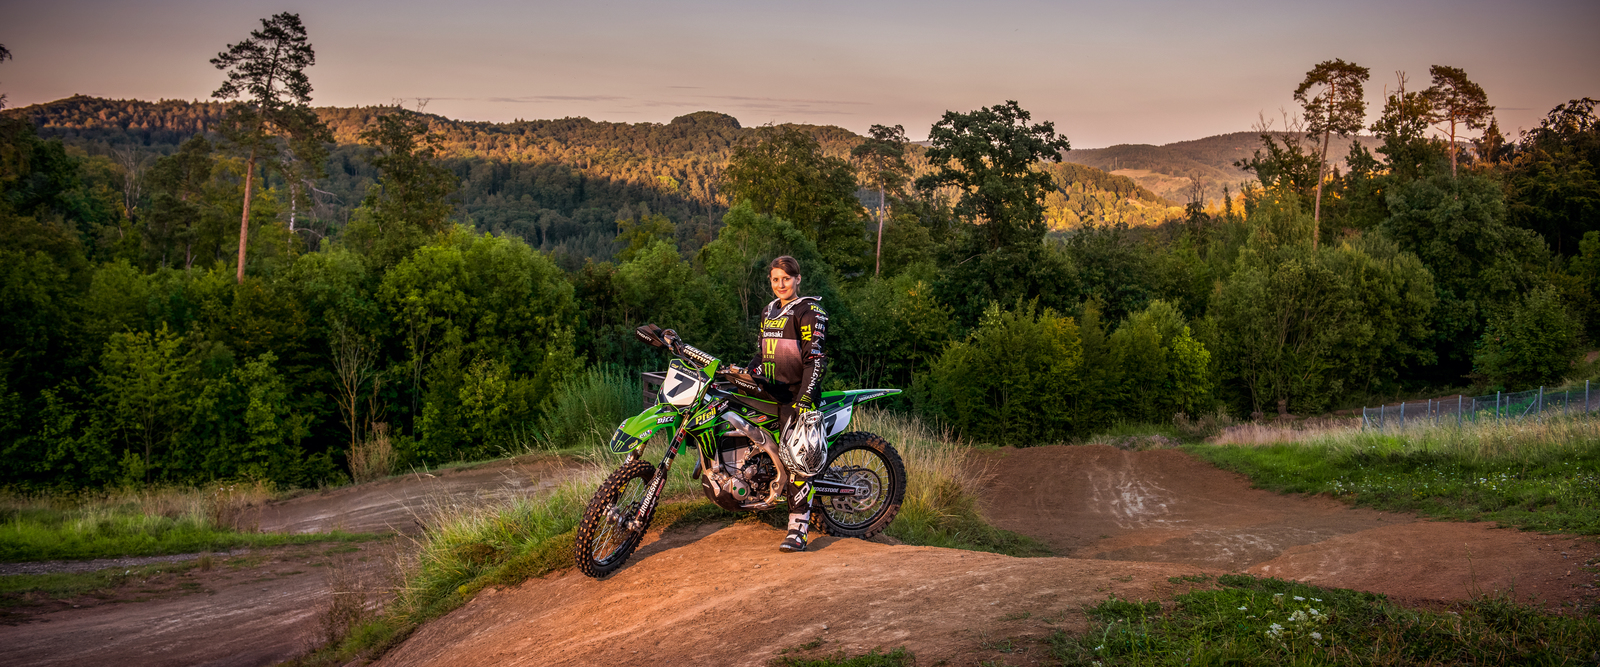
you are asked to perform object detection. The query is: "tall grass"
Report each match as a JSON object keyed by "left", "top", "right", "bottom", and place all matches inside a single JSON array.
[
  {"left": 1191, "top": 414, "right": 1600, "bottom": 533},
  {"left": 350, "top": 423, "right": 397, "bottom": 483},
  {"left": 523, "top": 366, "right": 643, "bottom": 452},
  {"left": 0, "top": 481, "right": 371, "bottom": 561}
]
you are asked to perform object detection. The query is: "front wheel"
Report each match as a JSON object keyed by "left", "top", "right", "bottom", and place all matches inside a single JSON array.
[
  {"left": 815, "top": 432, "right": 906, "bottom": 539},
  {"left": 574, "top": 460, "right": 658, "bottom": 578}
]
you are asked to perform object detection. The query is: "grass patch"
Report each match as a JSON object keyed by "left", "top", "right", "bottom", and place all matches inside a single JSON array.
[
  {"left": 772, "top": 647, "right": 915, "bottom": 667},
  {"left": 1188, "top": 415, "right": 1600, "bottom": 533},
  {"left": 0, "top": 559, "right": 202, "bottom": 602},
  {"left": 1047, "top": 574, "right": 1600, "bottom": 665}
]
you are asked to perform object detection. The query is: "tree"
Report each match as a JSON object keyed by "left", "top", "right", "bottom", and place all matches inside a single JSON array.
[
  {"left": 99, "top": 325, "right": 189, "bottom": 482},
  {"left": 1473, "top": 286, "right": 1581, "bottom": 389},
  {"left": 344, "top": 108, "right": 459, "bottom": 267},
  {"left": 851, "top": 124, "right": 910, "bottom": 276},
  {"left": 1504, "top": 99, "right": 1600, "bottom": 256},
  {"left": 1371, "top": 72, "right": 1446, "bottom": 183},
  {"left": 1423, "top": 66, "right": 1494, "bottom": 179},
  {"left": 210, "top": 12, "right": 331, "bottom": 283},
  {"left": 923, "top": 302, "right": 1082, "bottom": 443},
  {"left": 916, "top": 101, "right": 1071, "bottom": 251},
  {"left": 0, "top": 43, "right": 12, "bottom": 110},
  {"left": 1294, "top": 59, "right": 1370, "bottom": 249},
  {"left": 1382, "top": 170, "right": 1547, "bottom": 375},
  {"left": 720, "top": 125, "right": 868, "bottom": 273}
]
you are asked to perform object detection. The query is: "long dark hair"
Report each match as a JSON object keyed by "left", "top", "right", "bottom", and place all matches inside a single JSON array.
[{"left": 769, "top": 255, "right": 801, "bottom": 277}]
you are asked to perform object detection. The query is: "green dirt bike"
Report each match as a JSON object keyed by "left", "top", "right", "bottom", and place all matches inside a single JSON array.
[{"left": 574, "top": 324, "right": 907, "bottom": 578}]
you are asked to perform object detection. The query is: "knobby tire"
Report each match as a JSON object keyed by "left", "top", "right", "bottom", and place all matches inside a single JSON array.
[
  {"left": 815, "top": 431, "right": 906, "bottom": 539},
  {"left": 575, "top": 460, "right": 659, "bottom": 578}
]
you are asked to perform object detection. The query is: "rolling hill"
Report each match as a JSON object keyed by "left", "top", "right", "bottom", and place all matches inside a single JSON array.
[
  {"left": 6, "top": 96, "right": 1187, "bottom": 262},
  {"left": 1064, "top": 131, "right": 1387, "bottom": 203}
]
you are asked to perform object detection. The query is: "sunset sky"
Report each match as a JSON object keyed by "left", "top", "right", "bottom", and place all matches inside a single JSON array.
[{"left": 5, "top": 0, "right": 1597, "bottom": 147}]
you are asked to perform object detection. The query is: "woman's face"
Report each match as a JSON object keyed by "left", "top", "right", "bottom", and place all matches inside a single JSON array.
[{"left": 769, "top": 267, "right": 801, "bottom": 303}]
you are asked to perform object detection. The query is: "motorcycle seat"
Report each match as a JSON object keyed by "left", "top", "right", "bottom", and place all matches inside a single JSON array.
[{"left": 728, "top": 392, "right": 779, "bottom": 417}]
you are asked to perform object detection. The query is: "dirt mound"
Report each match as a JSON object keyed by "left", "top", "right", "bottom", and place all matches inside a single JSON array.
[
  {"left": 376, "top": 522, "right": 1208, "bottom": 667},
  {"left": 977, "top": 445, "right": 1600, "bottom": 610}
]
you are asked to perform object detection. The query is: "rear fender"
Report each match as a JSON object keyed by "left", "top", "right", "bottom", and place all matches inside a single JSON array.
[
  {"left": 816, "top": 389, "right": 901, "bottom": 442},
  {"left": 609, "top": 403, "right": 682, "bottom": 453}
]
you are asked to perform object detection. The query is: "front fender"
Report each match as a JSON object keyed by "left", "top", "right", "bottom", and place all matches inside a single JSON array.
[{"left": 609, "top": 403, "right": 682, "bottom": 453}]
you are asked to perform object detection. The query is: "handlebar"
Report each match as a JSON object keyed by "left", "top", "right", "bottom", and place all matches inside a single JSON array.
[{"left": 634, "top": 323, "right": 725, "bottom": 372}]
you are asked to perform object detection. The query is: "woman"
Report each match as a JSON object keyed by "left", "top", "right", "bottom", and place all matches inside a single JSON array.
[{"left": 747, "top": 255, "right": 828, "bottom": 553}]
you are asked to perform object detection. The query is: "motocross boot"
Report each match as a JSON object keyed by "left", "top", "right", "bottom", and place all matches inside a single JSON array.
[{"left": 780, "top": 479, "right": 814, "bottom": 552}]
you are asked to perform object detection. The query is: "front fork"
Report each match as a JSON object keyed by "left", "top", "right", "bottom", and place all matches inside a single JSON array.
[{"left": 626, "top": 424, "right": 689, "bottom": 531}]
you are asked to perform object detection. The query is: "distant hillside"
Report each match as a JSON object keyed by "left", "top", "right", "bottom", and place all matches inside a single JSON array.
[
  {"left": 6, "top": 96, "right": 1185, "bottom": 256},
  {"left": 1064, "top": 131, "right": 1387, "bottom": 203}
]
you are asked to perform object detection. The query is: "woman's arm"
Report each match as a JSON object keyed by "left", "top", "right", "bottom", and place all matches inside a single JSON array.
[{"left": 794, "top": 305, "right": 828, "bottom": 408}]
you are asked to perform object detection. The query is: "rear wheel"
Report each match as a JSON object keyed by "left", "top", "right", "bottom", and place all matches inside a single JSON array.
[
  {"left": 815, "top": 432, "right": 905, "bottom": 539},
  {"left": 574, "top": 460, "right": 658, "bottom": 578}
]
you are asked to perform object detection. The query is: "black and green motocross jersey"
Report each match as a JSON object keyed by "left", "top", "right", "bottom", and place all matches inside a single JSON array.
[{"left": 748, "top": 295, "right": 828, "bottom": 406}]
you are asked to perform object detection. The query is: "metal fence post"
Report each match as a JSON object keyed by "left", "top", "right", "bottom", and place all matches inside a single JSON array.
[
  {"left": 1588, "top": 380, "right": 1592, "bottom": 412},
  {"left": 1538, "top": 386, "right": 1545, "bottom": 417},
  {"left": 1400, "top": 401, "right": 1406, "bottom": 428},
  {"left": 1381, "top": 403, "right": 1386, "bottom": 429},
  {"left": 1458, "top": 394, "right": 1463, "bottom": 426},
  {"left": 1496, "top": 391, "right": 1502, "bottom": 420}
]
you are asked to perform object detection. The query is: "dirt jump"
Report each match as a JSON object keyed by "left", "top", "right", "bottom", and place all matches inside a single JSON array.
[{"left": 371, "top": 445, "right": 1599, "bottom": 667}]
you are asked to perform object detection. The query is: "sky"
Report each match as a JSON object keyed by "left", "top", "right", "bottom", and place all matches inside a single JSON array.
[{"left": 4, "top": 0, "right": 1597, "bottom": 148}]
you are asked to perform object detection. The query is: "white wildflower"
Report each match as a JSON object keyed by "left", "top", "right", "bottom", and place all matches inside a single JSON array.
[
  {"left": 1293, "top": 595, "right": 1305, "bottom": 601},
  {"left": 1311, "top": 632, "right": 1322, "bottom": 641},
  {"left": 1238, "top": 606, "right": 1248, "bottom": 611}
]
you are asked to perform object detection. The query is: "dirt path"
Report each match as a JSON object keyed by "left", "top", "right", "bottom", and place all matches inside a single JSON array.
[
  {"left": 0, "top": 540, "right": 397, "bottom": 667},
  {"left": 0, "top": 455, "right": 586, "bottom": 667},
  {"left": 977, "top": 445, "right": 1600, "bottom": 610}
]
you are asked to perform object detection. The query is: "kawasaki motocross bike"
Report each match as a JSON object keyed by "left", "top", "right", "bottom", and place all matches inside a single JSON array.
[{"left": 574, "top": 324, "right": 907, "bottom": 578}]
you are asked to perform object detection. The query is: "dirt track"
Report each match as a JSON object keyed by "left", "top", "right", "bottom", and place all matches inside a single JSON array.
[
  {"left": 977, "top": 446, "right": 1599, "bottom": 610},
  {"left": 0, "top": 456, "right": 584, "bottom": 667},
  {"left": 373, "top": 445, "right": 1600, "bottom": 667},
  {"left": 258, "top": 456, "right": 579, "bottom": 534},
  {"left": 5, "top": 445, "right": 1597, "bottom": 666}
]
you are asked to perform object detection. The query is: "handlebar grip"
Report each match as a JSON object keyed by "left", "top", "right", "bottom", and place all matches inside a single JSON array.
[{"left": 634, "top": 324, "right": 667, "bottom": 348}]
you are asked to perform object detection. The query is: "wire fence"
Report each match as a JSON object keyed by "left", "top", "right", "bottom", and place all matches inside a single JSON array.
[{"left": 1362, "top": 381, "right": 1598, "bottom": 430}]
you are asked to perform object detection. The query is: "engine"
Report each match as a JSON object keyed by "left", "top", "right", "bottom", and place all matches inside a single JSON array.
[{"left": 701, "top": 436, "right": 781, "bottom": 511}]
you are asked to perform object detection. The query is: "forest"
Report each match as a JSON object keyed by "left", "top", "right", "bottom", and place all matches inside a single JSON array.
[{"left": 3, "top": 21, "right": 1599, "bottom": 492}]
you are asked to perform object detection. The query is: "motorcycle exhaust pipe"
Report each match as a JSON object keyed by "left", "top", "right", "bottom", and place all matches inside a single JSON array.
[{"left": 722, "top": 412, "right": 789, "bottom": 507}]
